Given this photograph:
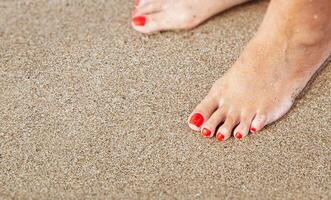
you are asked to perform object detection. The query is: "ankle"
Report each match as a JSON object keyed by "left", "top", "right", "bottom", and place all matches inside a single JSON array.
[
  {"left": 289, "top": 25, "right": 331, "bottom": 49},
  {"left": 265, "top": 0, "right": 331, "bottom": 48}
]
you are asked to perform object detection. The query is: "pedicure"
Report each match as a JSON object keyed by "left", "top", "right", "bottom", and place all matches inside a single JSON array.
[
  {"left": 216, "top": 133, "right": 225, "bottom": 141},
  {"left": 132, "top": 16, "right": 146, "bottom": 26},
  {"left": 250, "top": 127, "right": 256, "bottom": 132},
  {"left": 235, "top": 132, "right": 243, "bottom": 140},
  {"left": 202, "top": 128, "right": 211, "bottom": 137},
  {"left": 134, "top": 0, "right": 140, "bottom": 6},
  {"left": 189, "top": 113, "right": 204, "bottom": 128}
]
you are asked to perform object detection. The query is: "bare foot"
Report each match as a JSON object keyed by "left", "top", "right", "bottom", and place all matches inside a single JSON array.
[
  {"left": 188, "top": 0, "right": 331, "bottom": 141},
  {"left": 131, "top": 0, "right": 251, "bottom": 33}
]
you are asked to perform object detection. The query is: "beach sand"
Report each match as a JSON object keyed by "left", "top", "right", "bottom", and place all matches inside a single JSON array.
[{"left": 0, "top": 0, "right": 330, "bottom": 199}]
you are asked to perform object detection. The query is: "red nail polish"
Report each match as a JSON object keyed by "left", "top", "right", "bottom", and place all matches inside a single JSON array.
[
  {"left": 189, "top": 113, "right": 204, "bottom": 128},
  {"left": 134, "top": 0, "right": 140, "bottom": 6},
  {"left": 216, "top": 133, "right": 225, "bottom": 141},
  {"left": 132, "top": 16, "right": 146, "bottom": 26},
  {"left": 235, "top": 132, "right": 242, "bottom": 140},
  {"left": 250, "top": 127, "right": 256, "bottom": 132},
  {"left": 202, "top": 128, "right": 211, "bottom": 137}
]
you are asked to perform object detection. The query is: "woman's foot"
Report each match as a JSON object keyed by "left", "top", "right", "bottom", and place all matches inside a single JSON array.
[
  {"left": 188, "top": 0, "right": 331, "bottom": 141},
  {"left": 131, "top": 0, "right": 251, "bottom": 33}
]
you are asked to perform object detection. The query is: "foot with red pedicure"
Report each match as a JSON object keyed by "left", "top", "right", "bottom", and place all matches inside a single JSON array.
[
  {"left": 131, "top": 0, "right": 252, "bottom": 33},
  {"left": 188, "top": 0, "right": 331, "bottom": 141}
]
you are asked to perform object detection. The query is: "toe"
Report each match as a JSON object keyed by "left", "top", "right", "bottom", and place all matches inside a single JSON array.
[
  {"left": 132, "top": 10, "right": 195, "bottom": 33},
  {"left": 134, "top": 0, "right": 140, "bottom": 7},
  {"left": 132, "top": 15, "right": 147, "bottom": 27},
  {"left": 215, "top": 113, "right": 239, "bottom": 141},
  {"left": 233, "top": 114, "right": 254, "bottom": 140},
  {"left": 188, "top": 94, "right": 219, "bottom": 132},
  {"left": 134, "top": 0, "right": 151, "bottom": 7},
  {"left": 131, "top": 12, "right": 167, "bottom": 34},
  {"left": 200, "top": 108, "right": 226, "bottom": 138},
  {"left": 134, "top": 0, "right": 164, "bottom": 16},
  {"left": 134, "top": 0, "right": 158, "bottom": 7},
  {"left": 250, "top": 114, "right": 267, "bottom": 133}
]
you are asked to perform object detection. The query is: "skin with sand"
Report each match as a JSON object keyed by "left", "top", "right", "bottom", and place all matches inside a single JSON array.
[{"left": 131, "top": 0, "right": 331, "bottom": 141}]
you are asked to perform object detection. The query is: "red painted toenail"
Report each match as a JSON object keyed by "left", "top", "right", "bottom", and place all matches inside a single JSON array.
[
  {"left": 216, "top": 133, "right": 225, "bottom": 141},
  {"left": 235, "top": 132, "right": 243, "bottom": 140},
  {"left": 189, "top": 113, "right": 204, "bottom": 128},
  {"left": 202, "top": 128, "right": 211, "bottom": 137},
  {"left": 250, "top": 127, "right": 256, "bottom": 132},
  {"left": 134, "top": 0, "right": 140, "bottom": 6},
  {"left": 132, "top": 16, "right": 146, "bottom": 26}
]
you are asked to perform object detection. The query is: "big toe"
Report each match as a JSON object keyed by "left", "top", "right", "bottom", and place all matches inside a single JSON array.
[
  {"left": 131, "top": 10, "right": 196, "bottom": 33},
  {"left": 132, "top": 12, "right": 167, "bottom": 34},
  {"left": 188, "top": 94, "right": 219, "bottom": 132}
]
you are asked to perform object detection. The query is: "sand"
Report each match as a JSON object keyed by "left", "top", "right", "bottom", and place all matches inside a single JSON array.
[{"left": 0, "top": 0, "right": 330, "bottom": 199}]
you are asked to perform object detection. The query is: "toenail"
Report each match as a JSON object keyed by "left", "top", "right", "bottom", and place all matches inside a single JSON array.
[
  {"left": 235, "top": 132, "right": 243, "bottom": 140},
  {"left": 202, "top": 128, "right": 211, "bottom": 137},
  {"left": 189, "top": 113, "right": 204, "bottom": 128},
  {"left": 250, "top": 127, "right": 256, "bottom": 132},
  {"left": 216, "top": 133, "right": 225, "bottom": 141},
  {"left": 134, "top": 0, "right": 140, "bottom": 6},
  {"left": 132, "top": 16, "right": 146, "bottom": 26}
]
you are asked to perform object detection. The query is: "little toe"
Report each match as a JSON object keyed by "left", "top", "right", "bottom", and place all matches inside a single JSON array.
[
  {"left": 215, "top": 114, "right": 239, "bottom": 141},
  {"left": 201, "top": 108, "right": 226, "bottom": 138},
  {"left": 188, "top": 94, "right": 219, "bottom": 132}
]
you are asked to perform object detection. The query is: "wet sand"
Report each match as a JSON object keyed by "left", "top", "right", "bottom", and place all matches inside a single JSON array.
[{"left": 0, "top": 0, "right": 330, "bottom": 199}]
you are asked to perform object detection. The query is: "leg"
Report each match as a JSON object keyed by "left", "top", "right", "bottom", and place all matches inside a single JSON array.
[
  {"left": 131, "top": 0, "right": 252, "bottom": 34},
  {"left": 188, "top": 0, "right": 331, "bottom": 140}
]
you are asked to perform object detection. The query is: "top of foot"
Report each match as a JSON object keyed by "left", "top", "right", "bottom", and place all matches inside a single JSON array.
[{"left": 187, "top": 0, "right": 331, "bottom": 141}]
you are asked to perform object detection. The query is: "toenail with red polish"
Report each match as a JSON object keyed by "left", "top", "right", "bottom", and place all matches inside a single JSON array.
[
  {"left": 189, "top": 113, "right": 204, "bottom": 128},
  {"left": 132, "top": 16, "right": 146, "bottom": 26},
  {"left": 202, "top": 128, "right": 211, "bottom": 137},
  {"left": 250, "top": 127, "right": 256, "bottom": 132},
  {"left": 216, "top": 133, "right": 225, "bottom": 141},
  {"left": 134, "top": 0, "right": 140, "bottom": 6},
  {"left": 235, "top": 132, "right": 243, "bottom": 140}
]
